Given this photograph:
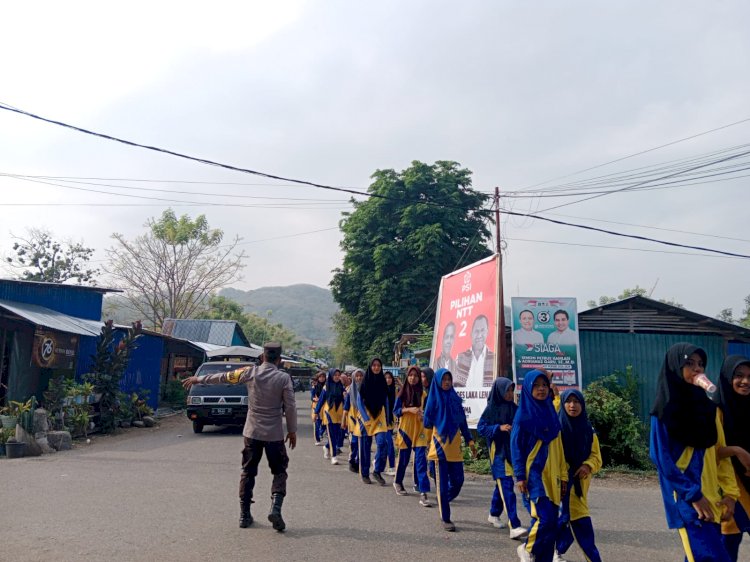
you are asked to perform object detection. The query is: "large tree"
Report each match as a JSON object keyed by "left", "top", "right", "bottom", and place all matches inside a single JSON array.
[
  {"left": 330, "top": 160, "right": 492, "bottom": 365},
  {"left": 197, "top": 295, "right": 302, "bottom": 351},
  {"left": 5, "top": 228, "right": 100, "bottom": 284},
  {"left": 106, "top": 210, "right": 246, "bottom": 329}
]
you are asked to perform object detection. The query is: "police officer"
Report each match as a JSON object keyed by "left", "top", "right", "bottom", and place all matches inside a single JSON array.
[{"left": 183, "top": 342, "right": 297, "bottom": 531}]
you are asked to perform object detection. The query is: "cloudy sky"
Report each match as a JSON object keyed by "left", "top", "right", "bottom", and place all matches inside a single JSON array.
[{"left": 1, "top": 1, "right": 748, "bottom": 320}]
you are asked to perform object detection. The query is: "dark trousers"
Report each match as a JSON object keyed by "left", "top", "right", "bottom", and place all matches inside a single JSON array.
[
  {"left": 490, "top": 475, "right": 523, "bottom": 529},
  {"left": 239, "top": 437, "right": 289, "bottom": 502},
  {"left": 435, "top": 459, "right": 465, "bottom": 522}
]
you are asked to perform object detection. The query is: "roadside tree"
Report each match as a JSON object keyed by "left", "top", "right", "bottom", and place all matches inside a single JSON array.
[
  {"left": 106, "top": 210, "right": 246, "bottom": 330},
  {"left": 5, "top": 227, "right": 99, "bottom": 284},
  {"left": 330, "top": 160, "right": 492, "bottom": 365}
]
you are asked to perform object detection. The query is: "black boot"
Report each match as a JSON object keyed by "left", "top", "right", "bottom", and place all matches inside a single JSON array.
[
  {"left": 267, "top": 493, "right": 285, "bottom": 532},
  {"left": 239, "top": 499, "right": 253, "bottom": 528}
]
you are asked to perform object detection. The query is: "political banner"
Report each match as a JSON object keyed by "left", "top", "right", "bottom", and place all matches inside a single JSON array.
[
  {"left": 431, "top": 254, "right": 499, "bottom": 427},
  {"left": 510, "top": 297, "right": 581, "bottom": 391}
]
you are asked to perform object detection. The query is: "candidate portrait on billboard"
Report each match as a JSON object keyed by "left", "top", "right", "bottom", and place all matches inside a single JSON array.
[
  {"left": 547, "top": 309, "right": 578, "bottom": 346},
  {"left": 453, "top": 314, "right": 495, "bottom": 387},
  {"left": 435, "top": 321, "right": 458, "bottom": 373},
  {"left": 513, "top": 309, "right": 544, "bottom": 347}
]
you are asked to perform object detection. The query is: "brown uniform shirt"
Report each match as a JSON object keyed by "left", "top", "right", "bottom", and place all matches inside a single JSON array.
[{"left": 199, "top": 361, "right": 297, "bottom": 442}]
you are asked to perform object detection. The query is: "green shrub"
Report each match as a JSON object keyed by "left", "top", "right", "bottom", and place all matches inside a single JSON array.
[
  {"left": 585, "top": 376, "right": 650, "bottom": 469},
  {"left": 163, "top": 379, "right": 187, "bottom": 406}
]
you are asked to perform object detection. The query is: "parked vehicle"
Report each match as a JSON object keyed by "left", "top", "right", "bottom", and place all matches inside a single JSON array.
[
  {"left": 186, "top": 362, "right": 252, "bottom": 433},
  {"left": 290, "top": 376, "right": 304, "bottom": 393}
]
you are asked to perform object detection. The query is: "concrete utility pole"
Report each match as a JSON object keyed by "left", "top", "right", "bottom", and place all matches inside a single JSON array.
[{"left": 494, "top": 187, "right": 507, "bottom": 378}]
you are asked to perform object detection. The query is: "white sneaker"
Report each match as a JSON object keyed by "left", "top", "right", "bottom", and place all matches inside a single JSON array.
[
  {"left": 331, "top": 457, "right": 339, "bottom": 465},
  {"left": 323, "top": 449, "right": 330, "bottom": 459},
  {"left": 419, "top": 493, "right": 432, "bottom": 507},
  {"left": 488, "top": 514, "right": 507, "bottom": 529},
  {"left": 510, "top": 526, "right": 529, "bottom": 540},
  {"left": 385, "top": 468, "right": 396, "bottom": 476},
  {"left": 516, "top": 544, "right": 533, "bottom": 562},
  {"left": 314, "top": 441, "right": 322, "bottom": 446},
  {"left": 552, "top": 552, "right": 568, "bottom": 562}
]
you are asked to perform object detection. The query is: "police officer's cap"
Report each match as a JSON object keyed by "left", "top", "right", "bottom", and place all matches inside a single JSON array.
[{"left": 263, "top": 341, "right": 282, "bottom": 361}]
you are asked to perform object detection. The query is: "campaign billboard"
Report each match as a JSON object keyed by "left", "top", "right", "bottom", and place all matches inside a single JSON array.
[
  {"left": 431, "top": 254, "right": 499, "bottom": 427},
  {"left": 510, "top": 297, "right": 581, "bottom": 390}
]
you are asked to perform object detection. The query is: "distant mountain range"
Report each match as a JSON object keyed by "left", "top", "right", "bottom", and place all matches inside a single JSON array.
[
  {"left": 102, "top": 284, "right": 339, "bottom": 347},
  {"left": 221, "top": 284, "right": 338, "bottom": 346}
]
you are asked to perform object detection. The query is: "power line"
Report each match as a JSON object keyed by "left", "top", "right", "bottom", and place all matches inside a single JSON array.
[
  {"left": 541, "top": 212, "right": 750, "bottom": 244},
  {"left": 0, "top": 172, "right": 354, "bottom": 202},
  {"left": 514, "top": 117, "right": 750, "bottom": 191},
  {"left": 0, "top": 103, "right": 489, "bottom": 214},
  {"left": 499, "top": 208, "right": 750, "bottom": 259},
  {"left": 504, "top": 237, "right": 745, "bottom": 260},
  {"left": 535, "top": 148, "right": 750, "bottom": 213},
  {"left": 3, "top": 103, "right": 746, "bottom": 258}
]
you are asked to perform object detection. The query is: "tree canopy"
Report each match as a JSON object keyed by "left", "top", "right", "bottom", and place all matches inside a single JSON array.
[
  {"left": 5, "top": 228, "right": 100, "bottom": 284},
  {"left": 587, "top": 285, "right": 683, "bottom": 309},
  {"left": 106, "top": 209, "right": 246, "bottom": 329},
  {"left": 197, "top": 295, "right": 302, "bottom": 351},
  {"left": 330, "top": 160, "right": 492, "bottom": 365}
]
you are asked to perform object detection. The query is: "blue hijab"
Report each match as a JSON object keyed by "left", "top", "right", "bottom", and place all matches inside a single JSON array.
[
  {"left": 479, "top": 377, "right": 516, "bottom": 461},
  {"left": 559, "top": 389, "right": 594, "bottom": 497},
  {"left": 325, "top": 368, "right": 344, "bottom": 408},
  {"left": 423, "top": 368, "right": 465, "bottom": 443},
  {"left": 514, "top": 370, "right": 561, "bottom": 444}
]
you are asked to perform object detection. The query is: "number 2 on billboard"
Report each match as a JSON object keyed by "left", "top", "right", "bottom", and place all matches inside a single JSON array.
[{"left": 459, "top": 321, "right": 467, "bottom": 337}]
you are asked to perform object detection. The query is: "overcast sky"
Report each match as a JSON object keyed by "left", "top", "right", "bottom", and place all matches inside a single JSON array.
[{"left": 1, "top": 1, "right": 748, "bottom": 320}]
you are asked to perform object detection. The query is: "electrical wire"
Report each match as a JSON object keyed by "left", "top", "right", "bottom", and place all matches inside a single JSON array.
[
  {"left": 3, "top": 103, "right": 746, "bottom": 258},
  {"left": 0, "top": 103, "right": 490, "bottom": 214},
  {"left": 513, "top": 117, "right": 750, "bottom": 191}
]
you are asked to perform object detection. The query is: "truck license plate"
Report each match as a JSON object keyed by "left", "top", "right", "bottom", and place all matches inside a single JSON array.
[{"left": 211, "top": 407, "right": 231, "bottom": 415}]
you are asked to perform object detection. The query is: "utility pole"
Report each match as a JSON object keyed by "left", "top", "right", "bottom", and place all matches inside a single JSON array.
[{"left": 494, "top": 187, "right": 507, "bottom": 378}]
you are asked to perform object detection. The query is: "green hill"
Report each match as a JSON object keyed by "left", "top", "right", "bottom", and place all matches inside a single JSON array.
[{"left": 220, "top": 284, "right": 338, "bottom": 346}]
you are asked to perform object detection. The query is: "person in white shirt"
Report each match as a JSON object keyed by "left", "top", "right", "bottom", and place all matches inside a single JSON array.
[
  {"left": 546, "top": 310, "right": 578, "bottom": 346},
  {"left": 454, "top": 315, "right": 495, "bottom": 387},
  {"left": 513, "top": 309, "right": 544, "bottom": 347}
]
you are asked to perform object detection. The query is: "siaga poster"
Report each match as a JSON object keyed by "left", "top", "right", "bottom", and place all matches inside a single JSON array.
[{"left": 510, "top": 297, "right": 581, "bottom": 391}]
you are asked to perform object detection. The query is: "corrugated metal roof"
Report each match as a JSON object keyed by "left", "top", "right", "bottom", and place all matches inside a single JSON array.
[
  {"left": 580, "top": 295, "right": 750, "bottom": 341},
  {"left": 189, "top": 341, "right": 225, "bottom": 352},
  {"left": 162, "top": 318, "right": 249, "bottom": 346},
  {"left": 0, "top": 298, "right": 103, "bottom": 336}
]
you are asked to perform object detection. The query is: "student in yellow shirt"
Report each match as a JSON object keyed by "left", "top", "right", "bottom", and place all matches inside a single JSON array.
[
  {"left": 511, "top": 369, "right": 567, "bottom": 562},
  {"left": 650, "top": 343, "right": 738, "bottom": 562},
  {"left": 314, "top": 368, "right": 345, "bottom": 465},
  {"left": 555, "top": 389, "right": 602, "bottom": 562},
  {"left": 716, "top": 354, "right": 750, "bottom": 561},
  {"left": 342, "top": 368, "right": 364, "bottom": 473},
  {"left": 357, "top": 358, "right": 391, "bottom": 485},
  {"left": 423, "top": 368, "right": 476, "bottom": 532},
  {"left": 393, "top": 365, "right": 432, "bottom": 507}
]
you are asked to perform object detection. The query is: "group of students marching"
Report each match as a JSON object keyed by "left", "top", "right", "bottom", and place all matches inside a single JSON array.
[{"left": 309, "top": 344, "right": 750, "bottom": 562}]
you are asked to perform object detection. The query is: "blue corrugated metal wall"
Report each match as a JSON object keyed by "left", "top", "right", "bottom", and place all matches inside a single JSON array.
[
  {"left": 0, "top": 282, "right": 104, "bottom": 320},
  {"left": 76, "top": 332, "right": 163, "bottom": 409},
  {"left": 728, "top": 342, "right": 750, "bottom": 357},
  {"left": 579, "top": 332, "right": 727, "bottom": 422}
]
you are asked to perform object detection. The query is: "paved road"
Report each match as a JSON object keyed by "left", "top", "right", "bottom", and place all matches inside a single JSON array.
[{"left": 2, "top": 394, "right": 747, "bottom": 561}]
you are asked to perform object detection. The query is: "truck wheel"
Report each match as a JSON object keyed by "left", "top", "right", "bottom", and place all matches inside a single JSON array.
[{"left": 192, "top": 421, "right": 204, "bottom": 434}]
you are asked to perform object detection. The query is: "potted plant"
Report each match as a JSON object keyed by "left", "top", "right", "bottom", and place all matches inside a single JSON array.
[
  {"left": 0, "top": 405, "right": 16, "bottom": 429},
  {"left": 5, "top": 436, "right": 26, "bottom": 459},
  {"left": 0, "top": 427, "right": 14, "bottom": 456}
]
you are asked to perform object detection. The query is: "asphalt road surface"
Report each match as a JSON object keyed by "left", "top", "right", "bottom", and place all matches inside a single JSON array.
[{"left": 2, "top": 394, "right": 747, "bottom": 561}]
